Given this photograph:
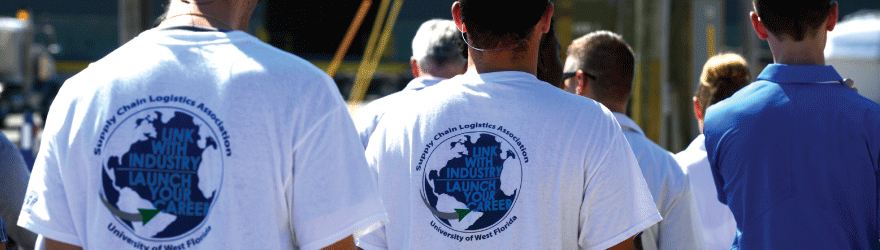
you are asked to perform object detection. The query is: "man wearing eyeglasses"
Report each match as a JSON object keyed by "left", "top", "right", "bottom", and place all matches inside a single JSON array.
[{"left": 562, "top": 30, "right": 705, "bottom": 250}]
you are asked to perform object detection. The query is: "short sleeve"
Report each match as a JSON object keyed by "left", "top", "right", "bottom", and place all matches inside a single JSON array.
[
  {"left": 352, "top": 104, "right": 381, "bottom": 149},
  {"left": 354, "top": 225, "right": 388, "bottom": 250},
  {"left": 17, "top": 94, "right": 81, "bottom": 246},
  {"left": 290, "top": 101, "right": 387, "bottom": 250},
  {"left": 578, "top": 127, "right": 661, "bottom": 250}
]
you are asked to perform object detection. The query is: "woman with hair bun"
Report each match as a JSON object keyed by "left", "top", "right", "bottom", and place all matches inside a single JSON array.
[{"left": 673, "top": 53, "right": 750, "bottom": 250}]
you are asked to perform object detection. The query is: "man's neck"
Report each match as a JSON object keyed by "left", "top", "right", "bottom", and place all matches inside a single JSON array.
[
  {"left": 586, "top": 92, "right": 627, "bottom": 114},
  {"left": 466, "top": 26, "right": 543, "bottom": 75},
  {"left": 767, "top": 32, "right": 827, "bottom": 65},
  {"left": 468, "top": 48, "right": 539, "bottom": 75},
  {"left": 159, "top": 1, "right": 255, "bottom": 31}
]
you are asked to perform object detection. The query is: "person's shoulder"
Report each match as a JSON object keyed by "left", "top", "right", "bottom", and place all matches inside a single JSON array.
[
  {"left": 704, "top": 80, "right": 778, "bottom": 128},
  {"left": 673, "top": 146, "right": 704, "bottom": 174},
  {"left": 354, "top": 91, "right": 411, "bottom": 122},
  {"left": 540, "top": 86, "right": 611, "bottom": 117},
  {"left": 231, "top": 35, "right": 326, "bottom": 77},
  {"left": 838, "top": 87, "right": 880, "bottom": 111},
  {"left": 627, "top": 132, "right": 687, "bottom": 176},
  {"left": 715, "top": 80, "right": 778, "bottom": 109}
]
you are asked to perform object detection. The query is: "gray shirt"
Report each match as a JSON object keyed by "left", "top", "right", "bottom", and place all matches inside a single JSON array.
[{"left": 1, "top": 133, "right": 36, "bottom": 250}]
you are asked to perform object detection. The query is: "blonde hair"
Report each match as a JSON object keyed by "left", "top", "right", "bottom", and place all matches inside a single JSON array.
[{"left": 696, "top": 53, "right": 751, "bottom": 115}]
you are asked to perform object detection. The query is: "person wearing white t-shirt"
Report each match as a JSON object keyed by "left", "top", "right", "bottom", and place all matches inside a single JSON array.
[
  {"left": 17, "top": 1, "right": 386, "bottom": 249},
  {"left": 563, "top": 30, "right": 706, "bottom": 250},
  {"left": 354, "top": 19, "right": 467, "bottom": 148},
  {"left": 673, "top": 53, "right": 750, "bottom": 250},
  {"left": 356, "top": 1, "right": 660, "bottom": 249}
]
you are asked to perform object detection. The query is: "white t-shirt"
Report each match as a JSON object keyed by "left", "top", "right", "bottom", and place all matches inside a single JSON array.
[
  {"left": 673, "top": 135, "right": 736, "bottom": 250},
  {"left": 18, "top": 27, "right": 386, "bottom": 250},
  {"left": 613, "top": 113, "right": 706, "bottom": 250},
  {"left": 354, "top": 76, "right": 445, "bottom": 148},
  {"left": 357, "top": 71, "right": 660, "bottom": 249}
]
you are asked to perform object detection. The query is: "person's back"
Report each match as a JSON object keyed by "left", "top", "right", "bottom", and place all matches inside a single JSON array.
[
  {"left": 564, "top": 31, "right": 704, "bottom": 250},
  {"left": 357, "top": 1, "right": 660, "bottom": 249},
  {"left": 17, "top": 1, "right": 385, "bottom": 249},
  {"left": 704, "top": 1, "right": 880, "bottom": 248},
  {"left": 705, "top": 71, "right": 880, "bottom": 247},
  {"left": 674, "top": 53, "right": 750, "bottom": 250},
  {"left": 364, "top": 70, "right": 657, "bottom": 249}
]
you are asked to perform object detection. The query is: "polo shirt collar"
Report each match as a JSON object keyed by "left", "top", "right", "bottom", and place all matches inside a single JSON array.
[
  {"left": 612, "top": 112, "right": 644, "bottom": 136},
  {"left": 757, "top": 64, "right": 844, "bottom": 85}
]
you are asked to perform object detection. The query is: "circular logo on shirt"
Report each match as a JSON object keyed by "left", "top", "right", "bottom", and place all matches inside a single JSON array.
[
  {"left": 421, "top": 132, "right": 522, "bottom": 233},
  {"left": 99, "top": 107, "right": 224, "bottom": 241}
]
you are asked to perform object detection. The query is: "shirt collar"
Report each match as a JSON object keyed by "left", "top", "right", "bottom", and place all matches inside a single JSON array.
[
  {"left": 757, "top": 64, "right": 844, "bottom": 85},
  {"left": 403, "top": 76, "right": 446, "bottom": 91},
  {"left": 612, "top": 112, "right": 644, "bottom": 136},
  {"left": 457, "top": 70, "right": 540, "bottom": 84}
]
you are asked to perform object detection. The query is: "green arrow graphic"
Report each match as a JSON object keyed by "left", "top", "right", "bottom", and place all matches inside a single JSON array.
[
  {"left": 137, "top": 209, "right": 161, "bottom": 225},
  {"left": 454, "top": 209, "right": 471, "bottom": 221}
]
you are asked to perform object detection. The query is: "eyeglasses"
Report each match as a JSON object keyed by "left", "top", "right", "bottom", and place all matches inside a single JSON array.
[{"left": 562, "top": 71, "right": 597, "bottom": 81}]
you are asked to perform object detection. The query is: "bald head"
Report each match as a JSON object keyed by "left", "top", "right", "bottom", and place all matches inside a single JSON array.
[{"left": 565, "top": 31, "right": 634, "bottom": 106}]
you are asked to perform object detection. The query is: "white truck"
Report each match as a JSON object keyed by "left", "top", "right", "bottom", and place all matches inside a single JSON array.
[{"left": 825, "top": 11, "right": 880, "bottom": 103}]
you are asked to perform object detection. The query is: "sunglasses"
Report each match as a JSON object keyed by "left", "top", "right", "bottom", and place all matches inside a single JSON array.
[{"left": 562, "top": 71, "right": 598, "bottom": 81}]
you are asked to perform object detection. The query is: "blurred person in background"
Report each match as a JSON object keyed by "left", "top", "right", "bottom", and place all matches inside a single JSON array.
[
  {"left": 355, "top": 19, "right": 467, "bottom": 148},
  {"left": 17, "top": 0, "right": 386, "bottom": 249},
  {"left": 0, "top": 132, "right": 37, "bottom": 250},
  {"left": 673, "top": 53, "right": 750, "bottom": 250},
  {"left": 703, "top": 0, "right": 880, "bottom": 248},
  {"left": 564, "top": 30, "right": 706, "bottom": 250},
  {"left": 356, "top": 0, "right": 660, "bottom": 249}
]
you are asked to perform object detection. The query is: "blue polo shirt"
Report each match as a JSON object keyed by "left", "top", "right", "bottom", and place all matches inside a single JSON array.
[{"left": 704, "top": 64, "right": 880, "bottom": 249}]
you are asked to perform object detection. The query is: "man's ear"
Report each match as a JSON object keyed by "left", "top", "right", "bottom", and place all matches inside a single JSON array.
[
  {"left": 452, "top": 2, "right": 467, "bottom": 33},
  {"left": 826, "top": 2, "right": 839, "bottom": 32},
  {"left": 693, "top": 96, "right": 704, "bottom": 120},
  {"left": 750, "top": 11, "right": 769, "bottom": 40},
  {"left": 540, "top": 3, "right": 555, "bottom": 33},
  {"left": 575, "top": 70, "right": 587, "bottom": 96},
  {"left": 410, "top": 57, "right": 421, "bottom": 78}
]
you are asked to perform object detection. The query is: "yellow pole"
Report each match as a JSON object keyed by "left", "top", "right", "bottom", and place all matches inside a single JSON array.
[
  {"left": 326, "top": 0, "right": 372, "bottom": 78},
  {"left": 366, "top": 0, "right": 404, "bottom": 76},
  {"left": 707, "top": 25, "right": 716, "bottom": 58},
  {"left": 349, "top": 0, "right": 404, "bottom": 103},
  {"left": 349, "top": 0, "right": 392, "bottom": 102}
]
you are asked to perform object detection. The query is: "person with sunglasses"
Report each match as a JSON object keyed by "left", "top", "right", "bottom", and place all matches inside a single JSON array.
[{"left": 563, "top": 30, "right": 705, "bottom": 250}]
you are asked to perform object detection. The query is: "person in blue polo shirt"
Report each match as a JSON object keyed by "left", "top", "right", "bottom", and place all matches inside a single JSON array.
[{"left": 703, "top": 0, "right": 880, "bottom": 248}]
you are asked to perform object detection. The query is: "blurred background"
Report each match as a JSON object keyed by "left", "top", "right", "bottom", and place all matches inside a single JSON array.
[{"left": 0, "top": 0, "right": 877, "bottom": 166}]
